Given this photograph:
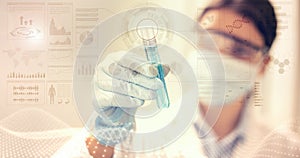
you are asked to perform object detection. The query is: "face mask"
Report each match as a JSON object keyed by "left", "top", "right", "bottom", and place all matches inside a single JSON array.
[{"left": 187, "top": 50, "right": 261, "bottom": 106}]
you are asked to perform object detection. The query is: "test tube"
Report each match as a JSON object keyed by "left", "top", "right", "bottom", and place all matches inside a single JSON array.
[
  {"left": 143, "top": 38, "right": 170, "bottom": 108},
  {"left": 137, "top": 19, "right": 170, "bottom": 108}
]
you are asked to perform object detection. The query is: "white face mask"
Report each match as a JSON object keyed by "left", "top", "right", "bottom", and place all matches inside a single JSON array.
[{"left": 187, "top": 50, "right": 261, "bottom": 106}]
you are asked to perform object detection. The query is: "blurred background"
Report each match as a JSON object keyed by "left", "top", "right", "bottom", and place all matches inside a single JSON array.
[{"left": 0, "top": 0, "right": 299, "bottom": 152}]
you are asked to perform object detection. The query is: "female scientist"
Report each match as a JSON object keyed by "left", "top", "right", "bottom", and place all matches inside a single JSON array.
[{"left": 87, "top": 0, "right": 277, "bottom": 157}]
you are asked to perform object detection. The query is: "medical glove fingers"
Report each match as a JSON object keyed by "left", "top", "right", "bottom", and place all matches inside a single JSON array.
[
  {"left": 99, "top": 51, "right": 171, "bottom": 79},
  {"left": 116, "top": 53, "right": 159, "bottom": 78},
  {"left": 96, "top": 77, "right": 158, "bottom": 100},
  {"left": 100, "top": 51, "right": 159, "bottom": 78},
  {"left": 93, "top": 86, "right": 144, "bottom": 108},
  {"left": 101, "top": 51, "right": 158, "bottom": 78},
  {"left": 94, "top": 73, "right": 156, "bottom": 101},
  {"left": 102, "top": 62, "right": 164, "bottom": 90},
  {"left": 95, "top": 67, "right": 160, "bottom": 100}
]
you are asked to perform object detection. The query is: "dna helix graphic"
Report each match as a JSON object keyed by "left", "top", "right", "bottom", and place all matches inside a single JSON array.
[{"left": 226, "top": 15, "right": 250, "bottom": 34}]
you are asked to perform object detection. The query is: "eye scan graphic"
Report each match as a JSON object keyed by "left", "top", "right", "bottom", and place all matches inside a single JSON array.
[{"left": 0, "top": 0, "right": 299, "bottom": 158}]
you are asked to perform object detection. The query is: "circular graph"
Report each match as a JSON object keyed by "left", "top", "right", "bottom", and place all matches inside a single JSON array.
[
  {"left": 73, "top": 7, "right": 225, "bottom": 152},
  {"left": 79, "top": 31, "right": 94, "bottom": 45}
]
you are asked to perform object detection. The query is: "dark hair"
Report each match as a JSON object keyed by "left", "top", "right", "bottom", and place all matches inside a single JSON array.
[{"left": 198, "top": 0, "right": 277, "bottom": 51}]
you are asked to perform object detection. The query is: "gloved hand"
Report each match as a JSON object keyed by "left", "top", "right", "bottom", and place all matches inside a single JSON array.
[{"left": 92, "top": 51, "right": 170, "bottom": 146}]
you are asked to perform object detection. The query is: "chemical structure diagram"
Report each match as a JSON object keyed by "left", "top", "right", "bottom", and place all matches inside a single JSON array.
[
  {"left": 267, "top": 53, "right": 293, "bottom": 75},
  {"left": 273, "top": 58, "right": 290, "bottom": 74}
]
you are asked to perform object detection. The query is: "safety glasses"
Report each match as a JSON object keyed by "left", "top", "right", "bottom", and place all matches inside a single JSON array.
[{"left": 207, "top": 30, "right": 268, "bottom": 64}]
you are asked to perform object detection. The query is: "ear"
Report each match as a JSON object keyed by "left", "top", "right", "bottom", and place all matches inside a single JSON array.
[{"left": 258, "top": 55, "right": 271, "bottom": 75}]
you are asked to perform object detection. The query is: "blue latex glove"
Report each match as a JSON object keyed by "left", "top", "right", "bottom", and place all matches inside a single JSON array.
[{"left": 92, "top": 51, "right": 169, "bottom": 146}]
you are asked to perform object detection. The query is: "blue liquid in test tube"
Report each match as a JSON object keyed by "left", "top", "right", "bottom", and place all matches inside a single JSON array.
[{"left": 143, "top": 38, "right": 170, "bottom": 109}]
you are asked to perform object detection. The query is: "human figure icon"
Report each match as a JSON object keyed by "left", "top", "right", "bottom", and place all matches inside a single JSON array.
[{"left": 48, "top": 84, "right": 56, "bottom": 104}]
